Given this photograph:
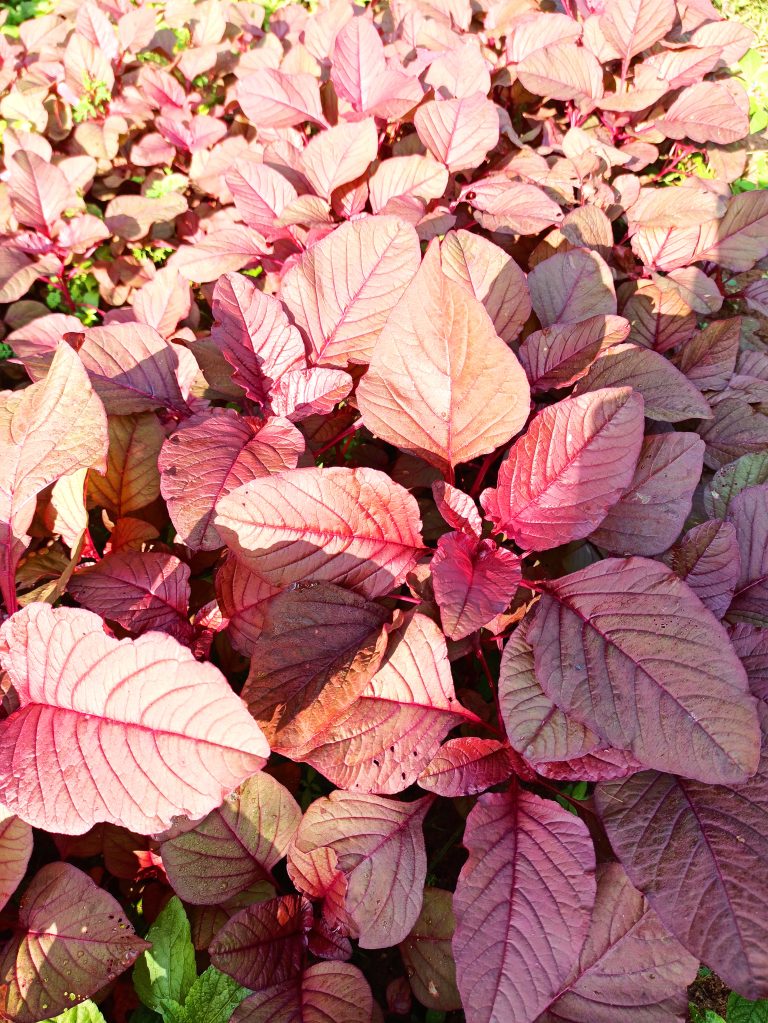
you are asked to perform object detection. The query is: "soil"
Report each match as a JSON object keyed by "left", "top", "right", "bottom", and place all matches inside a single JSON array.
[{"left": 688, "top": 971, "right": 730, "bottom": 1018}]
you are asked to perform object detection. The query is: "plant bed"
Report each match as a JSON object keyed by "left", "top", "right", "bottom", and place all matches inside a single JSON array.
[{"left": 0, "top": 1, "right": 767, "bottom": 1022}]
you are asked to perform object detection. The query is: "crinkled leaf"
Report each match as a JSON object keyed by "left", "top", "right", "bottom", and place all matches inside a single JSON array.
[
  {"left": 400, "top": 888, "right": 461, "bottom": 1011},
  {"left": 133, "top": 897, "right": 197, "bottom": 1013},
  {"left": 432, "top": 533, "right": 522, "bottom": 640},
  {"left": 417, "top": 738, "right": 517, "bottom": 797},
  {"left": 705, "top": 453, "right": 768, "bottom": 519}
]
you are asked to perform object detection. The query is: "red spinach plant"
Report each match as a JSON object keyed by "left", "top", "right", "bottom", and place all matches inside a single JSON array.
[{"left": 0, "top": 0, "right": 767, "bottom": 1020}]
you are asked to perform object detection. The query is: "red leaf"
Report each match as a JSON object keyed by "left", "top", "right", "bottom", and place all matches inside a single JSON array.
[
  {"left": 537, "top": 863, "right": 698, "bottom": 1022},
  {"left": 572, "top": 343, "right": 713, "bottom": 423},
  {"left": 0, "top": 862, "right": 148, "bottom": 1023},
  {"left": 453, "top": 788, "right": 596, "bottom": 1023},
  {"left": 236, "top": 69, "right": 326, "bottom": 129},
  {"left": 417, "top": 738, "right": 518, "bottom": 797},
  {"left": 159, "top": 409, "right": 304, "bottom": 552},
  {"left": 599, "top": 0, "right": 677, "bottom": 61},
  {"left": 655, "top": 81, "right": 750, "bottom": 145},
  {"left": 727, "top": 484, "right": 768, "bottom": 627},
  {"left": 241, "top": 582, "right": 392, "bottom": 755},
  {"left": 667, "top": 520, "right": 741, "bottom": 619},
  {"left": 530, "top": 557, "right": 761, "bottom": 784},
  {"left": 232, "top": 962, "right": 373, "bottom": 1023},
  {"left": 215, "top": 466, "right": 424, "bottom": 598},
  {"left": 295, "top": 791, "right": 430, "bottom": 948},
  {"left": 210, "top": 894, "right": 313, "bottom": 991},
  {"left": 357, "top": 243, "right": 530, "bottom": 475},
  {"left": 68, "top": 551, "right": 194, "bottom": 642},
  {"left": 301, "top": 119, "right": 377, "bottom": 199},
  {"left": 281, "top": 215, "right": 421, "bottom": 368},
  {"left": 300, "top": 613, "right": 471, "bottom": 793},
  {"left": 588, "top": 432, "right": 705, "bottom": 556},
  {"left": 432, "top": 533, "right": 522, "bottom": 640},
  {"left": 481, "top": 388, "right": 644, "bottom": 552},
  {"left": 517, "top": 41, "right": 604, "bottom": 101},
  {"left": 518, "top": 315, "right": 630, "bottom": 393},
  {"left": 0, "top": 603, "right": 269, "bottom": 834},
  {"left": 673, "top": 317, "right": 741, "bottom": 392},
  {"left": 8, "top": 151, "right": 77, "bottom": 234},
  {"left": 527, "top": 249, "right": 616, "bottom": 327},
  {"left": 432, "top": 481, "right": 482, "bottom": 537},
  {"left": 596, "top": 707, "right": 768, "bottom": 999}
]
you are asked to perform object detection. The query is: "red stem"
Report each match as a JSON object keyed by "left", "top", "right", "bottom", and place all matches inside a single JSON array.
[
  {"left": 469, "top": 449, "right": 500, "bottom": 498},
  {"left": 314, "top": 421, "right": 361, "bottom": 459}
]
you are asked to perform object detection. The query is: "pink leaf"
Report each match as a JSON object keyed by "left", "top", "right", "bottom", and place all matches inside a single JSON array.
[
  {"left": 269, "top": 367, "right": 353, "bottom": 422},
  {"left": 538, "top": 863, "right": 698, "bottom": 1022},
  {"left": 209, "top": 894, "right": 313, "bottom": 991},
  {"left": 232, "top": 962, "right": 373, "bottom": 1023},
  {"left": 160, "top": 772, "right": 301, "bottom": 905},
  {"left": 330, "top": 17, "right": 387, "bottom": 112},
  {"left": 599, "top": 0, "right": 676, "bottom": 61},
  {"left": 78, "top": 323, "right": 188, "bottom": 416},
  {"left": 211, "top": 272, "right": 305, "bottom": 405},
  {"left": 517, "top": 41, "right": 604, "bottom": 101},
  {"left": 573, "top": 342, "right": 713, "bottom": 422},
  {"left": 481, "top": 388, "right": 644, "bottom": 552},
  {"left": 440, "top": 229, "right": 531, "bottom": 345},
  {"left": 216, "top": 557, "right": 281, "bottom": 655},
  {"left": 432, "top": 481, "right": 482, "bottom": 537},
  {"left": 0, "top": 343, "right": 108, "bottom": 613},
  {"left": 432, "top": 533, "right": 522, "bottom": 640},
  {"left": 453, "top": 788, "right": 596, "bottom": 1023},
  {"left": 464, "top": 177, "right": 564, "bottom": 236},
  {"left": 588, "top": 432, "right": 705, "bottom": 556},
  {"left": 225, "top": 162, "right": 298, "bottom": 241},
  {"left": 236, "top": 69, "right": 326, "bottom": 129},
  {"left": 527, "top": 249, "right": 616, "bottom": 327},
  {"left": 518, "top": 315, "right": 630, "bottom": 393},
  {"left": 667, "top": 519, "right": 741, "bottom": 619},
  {"left": 300, "top": 613, "right": 470, "bottom": 793},
  {"left": 170, "top": 228, "right": 268, "bottom": 283},
  {"left": 215, "top": 465, "right": 424, "bottom": 598},
  {"left": 0, "top": 603, "right": 269, "bottom": 834},
  {"left": 414, "top": 93, "right": 500, "bottom": 173},
  {"left": 281, "top": 215, "right": 421, "bottom": 367},
  {"left": 731, "top": 623, "right": 768, "bottom": 703},
  {"left": 301, "top": 119, "right": 377, "bottom": 199},
  {"left": 530, "top": 557, "right": 761, "bottom": 784},
  {"left": 68, "top": 551, "right": 193, "bottom": 642},
  {"left": 369, "top": 155, "right": 449, "bottom": 214},
  {"left": 655, "top": 81, "right": 750, "bottom": 145},
  {"left": 8, "top": 151, "right": 76, "bottom": 234},
  {"left": 727, "top": 484, "right": 768, "bottom": 627},
  {"left": 295, "top": 791, "right": 430, "bottom": 947},
  {"left": 0, "top": 862, "right": 148, "bottom": 1023},
  {"left": 417, "top": 738, "right": 517, "bottom": 797},
  {"left": 0, "top": 806, "right": 32, "bottom": 913},
  {"left": 159, "top": 409, "right": 304, "bottom": 551},
  {"left": 673, "top": 317, "right": 740, "bottom": 392},
  {"left": 357, "top": 243, "right": 530, "bottom": 475}
]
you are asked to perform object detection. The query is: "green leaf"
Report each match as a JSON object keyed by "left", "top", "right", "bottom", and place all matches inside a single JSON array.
[
  {"left": 156, "top": 1001, "right": 187, "bottom": 1023},
  {"left": 182, "top": 967, "right": 249, "bottom": 1023},
  {"left": 704, "top": 451, "right": 768, "bottom": 518},
  {"left": 690, "top": 1007, "right": 725, "bottom": 1023},
  {"left": 133, "top": 898, "right": 197, "bottom": 1013},
  {"left": 728, "top": 993, "right": 768, "bottom": 1023},
  {"left": 44, "top": 1003, "right": 107, "bottom": 1023}
]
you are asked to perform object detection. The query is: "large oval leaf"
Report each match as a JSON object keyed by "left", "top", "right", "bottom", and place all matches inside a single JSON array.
[
  {"left": 0, "top": 603, "right": 269, "bottom": 834},
  {"left": 480, "top": 388, "right": 644, "bottom": 552},
  {"left": 0, "top": 862, "right": 148, "bottom": 1023},
  {"left": 215, "top": 466, "right": 424, "bottom": 598},
  {"left": 160, "top": 773, "right": 301, "bottom": 905},
  {"left": 232, "top": 962, "right": 372, "bottom": 1023},
  {"left": 596, "top": 707, "right": 768, "bottom": 999},
  {"left": 453, "top": 788, "right": 596, "bottom": 1023},
  {"left": 295, "top": 791, "right": 430, "bottom": 948},
  {"left": 357, "top": 243, "right": 530, "bottom": 475},
  {"left": 529, "top": 557, "right": 761, "bottom": 784}
]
